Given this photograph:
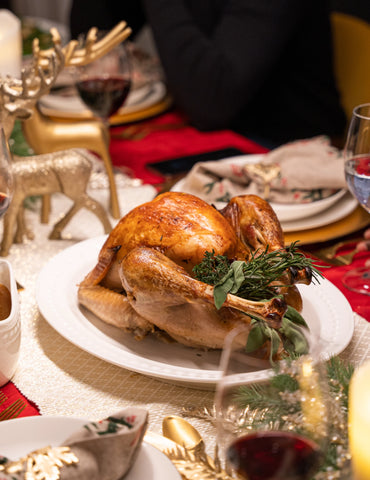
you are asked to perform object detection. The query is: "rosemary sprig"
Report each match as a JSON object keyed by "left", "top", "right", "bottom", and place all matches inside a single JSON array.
[{"left": 193, "top": 242, "right": 323, "bottom": 303}]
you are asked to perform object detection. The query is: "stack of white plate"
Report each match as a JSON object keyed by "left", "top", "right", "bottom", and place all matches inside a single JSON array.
[
  {"left": 271, "top": 188, "right": 354, "bottom": 233},
  {"left": 171, "top": 154, "right": 358, "bottom": 237}
]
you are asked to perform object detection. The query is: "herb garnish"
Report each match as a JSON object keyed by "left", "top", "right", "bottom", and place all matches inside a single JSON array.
[
  {"left": 193, "top": 242, "right": 324, "bottom": 361},
  {"left": 193, "top": 241, "right": 323, "bottom": 304}
]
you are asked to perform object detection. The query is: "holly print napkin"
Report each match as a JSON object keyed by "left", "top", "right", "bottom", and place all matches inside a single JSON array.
[
  {"left": 178, "top": 136, "right": 346, "bottom": 204},
  {"left": 0, "top": 407, "right": 148, "bottom": 480}
]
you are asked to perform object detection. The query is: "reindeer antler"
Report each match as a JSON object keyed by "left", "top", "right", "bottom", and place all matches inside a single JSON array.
[
  {"left": 37, "top": 21, "right": 132, "bottom": 67},
  {"left": 1, "top": 41, "right": 64, "bottom": 103},
  {"left": 0, "top": 21, "right": 132, "bottom": 139},
  {"left": 0, "top": 41, "right": 65, "bottom": 138}
]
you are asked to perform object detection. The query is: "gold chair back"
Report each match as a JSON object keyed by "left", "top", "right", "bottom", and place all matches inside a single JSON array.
[{"left": 331, "top": 12, "right": 370, "bottom": 122}]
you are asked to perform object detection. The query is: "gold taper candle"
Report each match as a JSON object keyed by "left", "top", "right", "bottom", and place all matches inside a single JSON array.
[{"left": 349, "top": 360, "right": 370, "bottom": 480}]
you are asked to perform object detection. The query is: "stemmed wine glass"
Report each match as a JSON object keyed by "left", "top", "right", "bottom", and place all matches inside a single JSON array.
[
  {"left": 0, "top": 127, "right": 14, "bottom": 220},
  {"left": 342, "top": 103, "right": 370, "bottom": 295},
  {"left": 74, "top": 34, "right": 132, "bottom": 127},
  {"left": 215, "top": 325, "right": 334, "bottom": 480},
  {"left": 73, "top": 33, "right": 132, "bottom": 219}
]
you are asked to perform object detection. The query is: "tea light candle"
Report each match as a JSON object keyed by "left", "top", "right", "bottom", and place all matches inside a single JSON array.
[
  {"left": 349, "top": 360, "right": 370, "bottom": 480},
  {"left": 0, "top": 9, "right": 22, "bottom": 78}
]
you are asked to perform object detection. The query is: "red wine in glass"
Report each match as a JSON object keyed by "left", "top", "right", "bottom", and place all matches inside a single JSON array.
[
  {"left": 76, "top": 75, "right": 131, "bottom": 120},
  {"left": 74, "top": 34, "right": 132, "bottom": 125},
  {"left": 227, "top": 431, "right": 322, "bottom": 480}
]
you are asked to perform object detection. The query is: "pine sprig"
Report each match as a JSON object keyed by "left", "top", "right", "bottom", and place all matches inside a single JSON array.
[{"left": 326, "top": 356, "right": 355, "bottom": 411}]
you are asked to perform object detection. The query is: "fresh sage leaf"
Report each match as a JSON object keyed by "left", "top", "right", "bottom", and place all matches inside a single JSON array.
[
  {"left": 280, "top": 318, "right": 309, "bottom": 355},
  {"left": 229, "top": 261, "right": 246, "bottom": 294},
  {"left": 284, "top": 305, "right": 308, "bottom": 328},
  {"left": 269, "top": 328, "right": 282, "bottom": 365},
  {"left": 245, "top": 323, "right": 268, "bottom": 353},
  {"left": 214, "top": 283, "right": 230, "bottom": 309},
  {"left": 214, "top": 261, "right": 246, "bottom": 309}
]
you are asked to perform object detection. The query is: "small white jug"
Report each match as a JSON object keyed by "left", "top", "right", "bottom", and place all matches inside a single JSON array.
[{"left": 0, "top": 259, "right": 20, "bottom": 386}]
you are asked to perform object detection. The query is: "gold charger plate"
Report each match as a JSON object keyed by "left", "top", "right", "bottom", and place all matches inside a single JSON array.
[
  {"left": 44, "top": 94, "right": 173, "bottom": 126},
  {"left": 284, "top": 205, "right": 370, "bottom": 246},
  {"left": 110, "top": 94, "right": 173, "bottom": 125}
]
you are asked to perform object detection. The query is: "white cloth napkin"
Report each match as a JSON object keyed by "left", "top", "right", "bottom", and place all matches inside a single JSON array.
[
  {"left": 178, "top": 136, "right": 347, "bottom": 204},
  {"left": 0, "top": 407, "right": 148, "bottom": 480}
]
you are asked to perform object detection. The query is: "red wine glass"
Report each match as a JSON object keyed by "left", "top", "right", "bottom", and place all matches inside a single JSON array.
[
  {"left": 0, "top": 127, "right": 14, "bottom": 220},
  {"left": 74, "top": 33, "right": 132, "bottom": 127},
  {"left": 342, "top": 103, "right": 370, "bottom": 295},
  {"left": 215, "top": 326, "right": 333, "bottom": 480}
]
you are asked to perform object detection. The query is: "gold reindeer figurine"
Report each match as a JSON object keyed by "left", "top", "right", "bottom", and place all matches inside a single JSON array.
[{"left": 0, "top": 148, "right": 112, "bottom": 257}]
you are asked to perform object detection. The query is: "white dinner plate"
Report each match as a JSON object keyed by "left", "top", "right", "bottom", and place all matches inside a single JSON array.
[
  {"left": 171, "top": 154, "right": 348, "bottom": 223},
  {"left": 281, "top": 191, "right": 357, "bottom": 232},
  {"left": 0, "top": 416, "right": 180, "bottom": 479},
  {"left": 39, "top": 81, "right": 167, "bottom": 118},
  {"left": 36, "top": 236, "right": 354, "bottom": 388}
]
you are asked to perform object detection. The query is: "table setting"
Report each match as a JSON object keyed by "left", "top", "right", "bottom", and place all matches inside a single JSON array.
[
  {"left": 0, "top": 10, "right": 370, "bottom": 480},
  {"left": 0, "top": 141, "right": 368, "bottom": 479}
]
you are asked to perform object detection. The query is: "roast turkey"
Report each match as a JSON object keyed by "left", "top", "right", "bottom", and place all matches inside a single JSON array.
[{"left": 78, "top": 192, "right": 311, "bottom": 350}]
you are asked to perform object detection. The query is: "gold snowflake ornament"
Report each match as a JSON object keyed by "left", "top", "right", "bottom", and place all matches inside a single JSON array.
[{"left": 0, "top": 446, "right": 79, "bottom": 480}]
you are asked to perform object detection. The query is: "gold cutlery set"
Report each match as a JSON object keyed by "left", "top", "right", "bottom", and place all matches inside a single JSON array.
[{"left": 0, "top": 392, "right": 26, "bottom": 421}]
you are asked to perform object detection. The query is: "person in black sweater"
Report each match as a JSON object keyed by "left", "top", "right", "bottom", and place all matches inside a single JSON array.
[{"left": 70, "top": 0, "right": 347, "bottom": 148}]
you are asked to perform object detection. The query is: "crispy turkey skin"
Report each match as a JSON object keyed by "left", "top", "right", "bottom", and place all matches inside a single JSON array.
[{"left": 78, "top": 192, "right": 310, "bottom": 350}]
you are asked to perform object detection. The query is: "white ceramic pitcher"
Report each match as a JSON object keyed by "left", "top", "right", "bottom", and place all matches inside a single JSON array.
[{"left": 0, "top": 259, "right": 20, "bottom": 386}]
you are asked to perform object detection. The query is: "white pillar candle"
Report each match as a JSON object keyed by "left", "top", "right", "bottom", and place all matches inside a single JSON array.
[
  {"left": 0, "top": 9, "right": 22, "bottom": 78},
  {"left": 349, "top": 360, "right": 370, "bottom": 480}
]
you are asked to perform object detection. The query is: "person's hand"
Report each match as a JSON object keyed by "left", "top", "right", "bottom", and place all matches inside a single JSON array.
[{"left": 356, "top": 228, "right": 370, "bottom": 267}]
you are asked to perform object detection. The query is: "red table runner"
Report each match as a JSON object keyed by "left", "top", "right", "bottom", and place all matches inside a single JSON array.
[
  {"left": 313, "top": 253, "right": 370, "bottom": 321},
  {"left": 109, "top": 110, "right": 268, "bottom": 184}
]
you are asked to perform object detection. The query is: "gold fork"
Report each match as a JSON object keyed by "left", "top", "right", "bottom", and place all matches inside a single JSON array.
[
  {"left": 313, "top": 238, "right": 362, "bottom": 266},
  {"left": 0, "top": 391, "right": 7, "bottom": 406},
  {"left": 0, "top": 399, "right": 26, "bottom": 421}
]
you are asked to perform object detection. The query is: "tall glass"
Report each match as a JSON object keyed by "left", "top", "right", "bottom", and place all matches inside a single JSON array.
[
  {"left": 343, "top": 103, "right": 370, "bottom": 295},
  {"left": 215, "top": 326, "right": 334, "bottom": 480}
]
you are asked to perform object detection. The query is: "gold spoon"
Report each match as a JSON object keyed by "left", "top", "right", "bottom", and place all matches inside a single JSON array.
[{"left": 162, "top": 415, "right": 215, "bottom": 467}]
